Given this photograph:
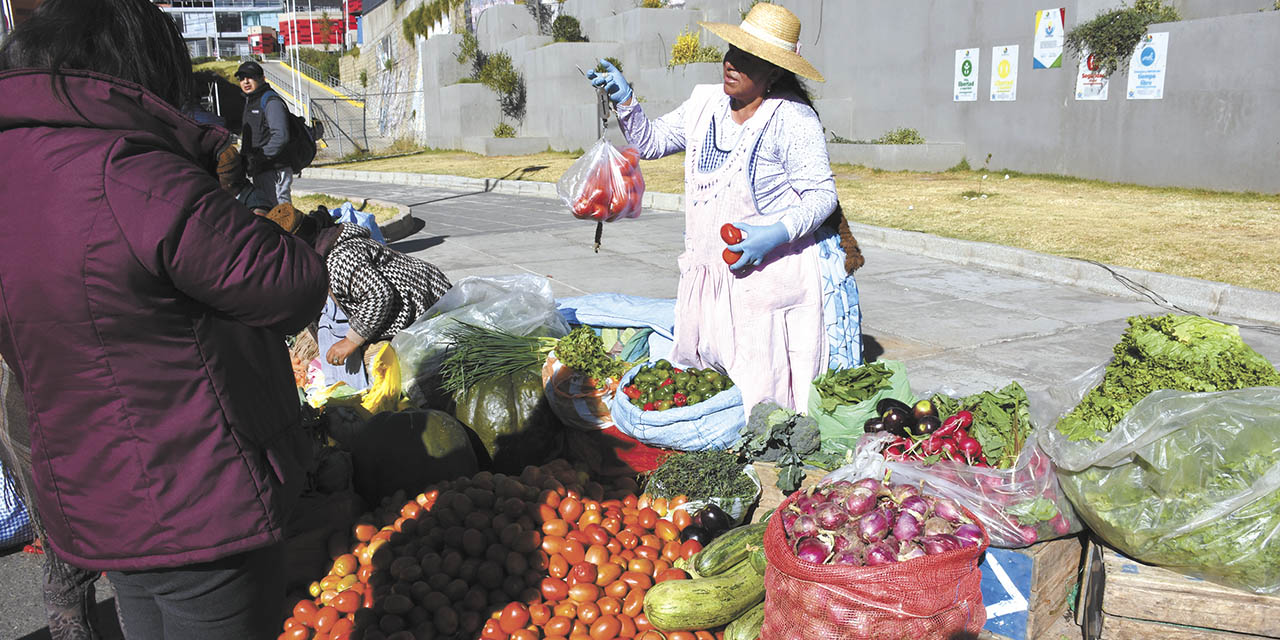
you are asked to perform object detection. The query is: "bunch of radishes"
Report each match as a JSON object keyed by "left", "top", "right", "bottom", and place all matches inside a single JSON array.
[{"left": 780, "top": 478, "right": 985, "bottom": 566}]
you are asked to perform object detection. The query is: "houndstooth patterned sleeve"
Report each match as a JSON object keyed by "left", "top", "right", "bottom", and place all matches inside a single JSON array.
[{"left": 344, "top": 264, "right": 400, "bottom": 344}]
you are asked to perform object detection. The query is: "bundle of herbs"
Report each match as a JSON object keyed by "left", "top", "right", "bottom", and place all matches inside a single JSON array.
[
  {"left": 644, "top": 449, "right": 758, "bottom": 505},
  {"left": 439, "top": 322, "right": 558, "bottom": 395},
  {"left": 554, "top": 326, "right": 630, "bottom": 389},
  {"left": 1056, "top": 314, "right": 1280, "bottom": 442}
]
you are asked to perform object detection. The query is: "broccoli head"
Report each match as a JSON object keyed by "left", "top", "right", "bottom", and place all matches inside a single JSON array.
[{"left": 787, "top": 414, "right": 821, "bottom": 455}]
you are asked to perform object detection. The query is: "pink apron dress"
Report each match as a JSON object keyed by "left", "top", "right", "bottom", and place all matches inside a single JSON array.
[{"left": 672, "top": 96, "right": 828, "bottom": 414}]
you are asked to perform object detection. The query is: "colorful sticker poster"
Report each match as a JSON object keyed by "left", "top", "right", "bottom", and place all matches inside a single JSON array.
[
  {"left": 1127, "top": 32, "right": 1169, "bottom": 99},
  {"left": 990, "top": 45, "right": 1019, "bottom": 101},
  {"left": 1075, "top": 49, "right": 1109, "bottom": 100},
  {"left": 954, "top": 48, "right": 979, "bottom": 101},
  {"left": 1033, "top": 8, "right": 1066, "bottom": 69}
]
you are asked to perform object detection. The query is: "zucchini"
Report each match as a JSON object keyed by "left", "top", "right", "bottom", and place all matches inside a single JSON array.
[
  {"left": 724, "top": 602, "right": 765, "bottom": 640},
  {"left": 692, "top": 521, "right": 766, "bottom": 576},
  {"left": 749, "top": 547, "right": 766, "bottom": 575},
  {"left": 644, "top": 559, "right": 765, "bottom": 631}
]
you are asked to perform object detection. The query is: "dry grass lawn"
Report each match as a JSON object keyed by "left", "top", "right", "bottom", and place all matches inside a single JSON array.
[
  {"left": 329, "top": 150, "right": 1280, "bottom": 292},
  {"left": 292, "top": 193, "right": 400, "bottom": 224}
]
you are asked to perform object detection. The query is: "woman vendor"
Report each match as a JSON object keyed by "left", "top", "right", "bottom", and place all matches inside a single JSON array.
[{"left": 587, "top": 3, "right": 862, "bottom": 413}]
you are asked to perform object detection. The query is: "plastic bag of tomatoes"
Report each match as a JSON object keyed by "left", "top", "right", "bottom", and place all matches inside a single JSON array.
[{"left": 557, "top": 138, "right": 645, "bottom": 223}]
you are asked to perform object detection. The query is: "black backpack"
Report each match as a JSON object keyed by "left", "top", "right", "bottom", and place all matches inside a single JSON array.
[{"left": 261, "top": 92, "right": 318, "bottom": 174}]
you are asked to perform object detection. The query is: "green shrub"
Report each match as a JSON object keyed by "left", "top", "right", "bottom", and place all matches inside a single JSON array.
[
  {"left": 190, "top": 55, "right": 217, "bottom": 65},
  {"left": 493, "top": 122, "right": 516, "bottom": 138},
  {"left": 479, "top": 51, "right": 519, "bottom": 95},
  {"left": 359, "top": 70, "right": 368, "bottom": 88},
  {"left": 641, "top": 0, "right": 667, "bottom": 8},
  {"left": 595, "top": 57, "right": 624, "bottom": 73},
  {"left": 1065, "top": 0, "right": 1179, "bottom": 76},
  {"left": 551, "top": 15, "right": 588, "bottom": 42},
  {"left": 297, "top": 48, "right": 341, "bottom": 80},
  {"left": 668, "top": 28, "right": 723, "bottom": 68},
  {"left": 874, "top": 128, "right": 925, "bottom": 145}
]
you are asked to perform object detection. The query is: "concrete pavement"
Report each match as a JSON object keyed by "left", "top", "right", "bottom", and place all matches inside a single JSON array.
[{"left": 1, "top": 174, "right": 1276, "bottom": 639}]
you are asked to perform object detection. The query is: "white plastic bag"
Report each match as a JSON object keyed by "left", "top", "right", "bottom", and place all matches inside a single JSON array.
[
  {"left": 391, "top": 275, "right": 570, "bottom": 405},
  {"left": 556, "top": 138, "right": 644, "bottom": 223}
]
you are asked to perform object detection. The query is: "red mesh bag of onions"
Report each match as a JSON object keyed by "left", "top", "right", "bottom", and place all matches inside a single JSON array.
[{"left": 761, "top": 477, "right": 988, "bottom": 640}]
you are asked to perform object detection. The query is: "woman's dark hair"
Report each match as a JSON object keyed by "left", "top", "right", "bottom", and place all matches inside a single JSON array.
[
  {"left": 0, "top": 0, "right": 194, "bottom": 109},
  {"left": 770, "top": 71, "right": 815, "bottom": 114}
]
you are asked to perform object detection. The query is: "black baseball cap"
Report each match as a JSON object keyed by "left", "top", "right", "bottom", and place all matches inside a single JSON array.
[{"left": 235, "top": 61, "right": 265, "bottom": 79}]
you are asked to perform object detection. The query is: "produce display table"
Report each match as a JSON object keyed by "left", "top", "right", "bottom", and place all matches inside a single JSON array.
[
  {"left": 1077, "top": 541, "right": 1280, "bottom": 639},
  {"left": 981, "top": 535, "right": 1083, "bottom": 640}
]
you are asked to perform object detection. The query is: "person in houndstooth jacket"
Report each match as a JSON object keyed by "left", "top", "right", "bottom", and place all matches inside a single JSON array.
[{"left": 296, "top": 212, "right": 452, "bottom": 368}]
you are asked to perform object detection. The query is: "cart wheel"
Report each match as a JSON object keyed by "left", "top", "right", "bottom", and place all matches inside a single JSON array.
[{"left": 1081, "top": 543, "right": 1105, "bottom": 640}]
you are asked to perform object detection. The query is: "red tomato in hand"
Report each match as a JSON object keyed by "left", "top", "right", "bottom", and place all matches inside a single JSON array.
[
  {"left": 723, "top": 247, "right": 743, "bottom": 266},
  {"left": 720, "top": 223, "right": 743, "bottom": 245}
]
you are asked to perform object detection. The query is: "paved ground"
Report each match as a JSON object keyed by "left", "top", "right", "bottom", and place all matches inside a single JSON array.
[{"left": 1, "top": 176, "right": 1276, "bottom": 639}]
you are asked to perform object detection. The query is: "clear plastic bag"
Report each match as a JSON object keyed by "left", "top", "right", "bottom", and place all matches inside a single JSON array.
[
  {"left": 1042, "top": 385, "right": 1280, "bottom": 593},
  {"left": 556, "top": 138, "right": 644, "bottom": 223},
  {"left": 835, "top": 431, "right": 1081, "bottom": 548},
  {"left": 391, "top": 275, "right": 570, "bottom": 405}
]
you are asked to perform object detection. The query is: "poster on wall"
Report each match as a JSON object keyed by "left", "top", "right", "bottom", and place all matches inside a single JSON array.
[
  {"left": 954, "top": 48, "right": 979, "bottom": 101},
  {"left": 1127, "top": 32, "right": 1168, "bottom": 99},
  {"left": 1075, "top": 49, "right": 1109, "bottom": 100},
  {"left": 990, "top": 45, "right": 1019, "bottom": 101},
  {"left": 1033, "top": 8, "right": 1066, "bottom": 68}
]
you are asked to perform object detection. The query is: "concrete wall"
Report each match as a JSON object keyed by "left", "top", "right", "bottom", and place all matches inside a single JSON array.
[{"left": 401, "top": 0, "right": 1280, "bottom": 192}]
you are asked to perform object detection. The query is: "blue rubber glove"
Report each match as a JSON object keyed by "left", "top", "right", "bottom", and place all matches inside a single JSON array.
[
  {"left": 585, "top": 58, "right": 633, "bottom": 105},
  {"left": 729, "top": 222, "right": 790, "bottom": 271}
]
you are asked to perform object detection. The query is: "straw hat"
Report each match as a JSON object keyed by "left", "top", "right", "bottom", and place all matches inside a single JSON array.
[{"left": 699, "top": 3, "right": 824, "bottom": 83}]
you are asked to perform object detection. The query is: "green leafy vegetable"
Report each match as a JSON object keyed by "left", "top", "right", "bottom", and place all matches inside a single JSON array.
[
  {"left": 1057, "top": 315, "right": 1280, "bottom": 442},
  {"left": 1006, "top": 498, "right": 1060, "bottom": 527},
  {"left": 645, "top": 450, "right": 757, "bottom": 503},
  {"left": 736, "top": 402, "right": 821, "bottom": 492},
  {"left": 439, "top": 322, "right": 559, "bottom": 394},
  {"left": 813, "top": 362, "right": 894, "bottom": 413},
  {"left": 555, "top": 326, "right": 629, "bottom": 389},
  {"left": 932, "top": 381, "right": 1032, "bottom": 469},
  {"left": 1059, "top": 394, "right": 1280, "bottom": 593}
]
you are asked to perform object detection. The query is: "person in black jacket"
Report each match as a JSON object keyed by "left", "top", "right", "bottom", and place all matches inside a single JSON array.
[{"left": 235, "top": 60, "right": 292, "bottom": 206}]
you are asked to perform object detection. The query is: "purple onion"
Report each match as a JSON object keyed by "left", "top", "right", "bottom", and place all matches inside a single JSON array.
[
  {"left": 932, "top": 497, "right": 969, "bottom": 524},
  {"left": 864, "top": 541, "right": 897, "bottom": 566},
  {"left": 790, "top": 514, "right": 819, "bottom": 539},
  {"left": 923, "top": 516, "right": 952, "bottom": 537},
  {"left": 825, "top": 480, "right": 854, "bottom": 496},
  {"left": 899, "top": 495, "right": 930, "bottom": 518},
  {"left": 794, "top": 536, "right": 832, "bottom": 564},
  {"left": 892, "top": 510, "right": 923, "bottom": 541},
  {"left": 897, "top": 540, "right": 926, "bottom": 562},
  {"left": 953, "top": 523, "right": 984, "bottom": 548},
  {"left": 857, "top": 509, "right": 890, "bottom": 543},
  {"left": 791, "top": 494, "right": 818, "bottom": 515},
  {"left": 889, "top": 483, "right": 920, "bottom": 505},
  {"left": 815, "top": 503, "right": 849, "bottom": 530},
  {"left": 853, "top": 477, "right": 882, "bottom": 495},
  {"left": 832, "top": 549, "right": 865, "bottom": 566},
  {"left": 780, "top": 510, "right": 799, "bottom": 533},
  {"left": 843, "top": 488, "right": 876, "bottom": 517},
  {"left": 922, "top": 534, "right": 960, "bottom": 555}
]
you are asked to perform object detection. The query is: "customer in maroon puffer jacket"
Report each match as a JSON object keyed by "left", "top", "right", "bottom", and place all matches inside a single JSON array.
[{"left": 0, "top": 0, "right": 329, "bottom": 637}]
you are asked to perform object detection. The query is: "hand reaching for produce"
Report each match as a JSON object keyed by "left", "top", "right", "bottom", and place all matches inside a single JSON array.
[
  {"left": 585, "top": 58, "right": 633, "bottom": 105},
  {"left": 326, "top": 336, "right": 360, "bottom": 367},
  {"left": 726, "top": 222, "right": 789, "bottom": 271}
]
